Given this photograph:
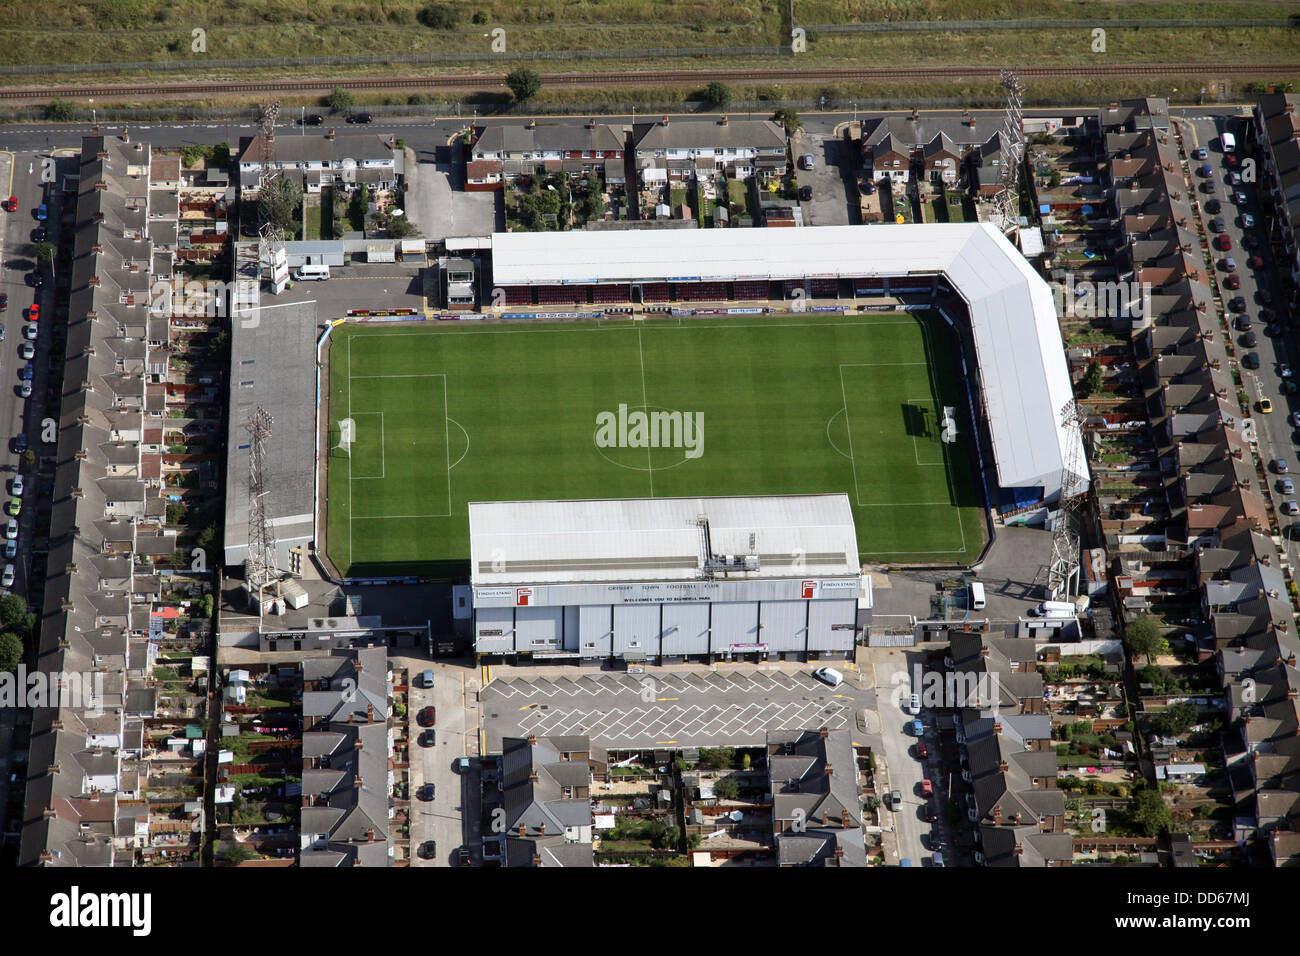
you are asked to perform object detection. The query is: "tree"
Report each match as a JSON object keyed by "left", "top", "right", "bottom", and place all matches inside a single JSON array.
[
  {"left": 258, "top": 175, "right": 303, "bottom": 234},
  {"left": 1123, "top": 615, "right": 1166, "bottom": 663},
  {"left": 383, "top": 214, "right": 419, "bottom": 239},
  {"left": 506, "top": 67, "right": 542, "bottom": 104},
  {"left": 46, "top": 98, "right": 75, "bottom": 122},
  {"left": 326, "top": 87, "right": 354, "bottom": 113},
  {"left": 0, "top": 632, "right": 21, "bottom": 673},
  {"left": 702, "top": 82, "right": 732, "bottom": 108},
  {"left": 418, "top": 3, "right": 459, "bottom": 29},
  {"left": 712, "top": 776, "right": 739, "bottom": 800},
  {"left": 771, "top": 107, "right": 801, "bottom": 135},
  {"left": 348, "top": 184, "right": 372, "bottom": 232},
  {"left": 1077, "top": 361, "right": 1103, "bottom": 398},
  {"left": 1129, "top": 789, "right": 1172, "bottom": 837},
  {"left": 32, "top": 241, "right": 54, "bottom": 265},
  {"left": 1151, "top": 701, "right": 1198, "bottom": 738},
  {"left": 222, "top": 841, "right": 256, "bottom": 864}
]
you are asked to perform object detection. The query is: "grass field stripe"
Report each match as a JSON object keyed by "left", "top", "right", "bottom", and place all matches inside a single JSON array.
[
  {"left": 637, "top": 327, "right": 654, "bottom": 497},
  {"left": 918, "top": 317, "right": 968, "bottom": 554},
  {"left": 837, "top": 365, "right": 862, "bottom": 507},
  {"left": 350, "top": 373, "right": 447, "bottom": 379},
  {"left": 346, "top": 334, "right": 353, "bottom": 571},
  {"left": 443, "top": 373, "right": 453, "bottom": 514},
  {"left": 343, "top": 319, "right": 920, "bottom": 339}
]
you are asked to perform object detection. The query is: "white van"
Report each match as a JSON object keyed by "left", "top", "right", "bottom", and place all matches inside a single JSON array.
[
  {"left": 293, "top": 263, "right": 330, "bottom": 281},
  {"left": 1033, "top": 600, "right": 1077, "bottom": 618},
  {"left": 1221, "top": 131, "right": 1236, "bottom": 153},
  {"left": 814, "top": 666, "right": 844, "bottom": 688},
  {"left": 968, "top": 580, "right": 986, "bottom": 611}
]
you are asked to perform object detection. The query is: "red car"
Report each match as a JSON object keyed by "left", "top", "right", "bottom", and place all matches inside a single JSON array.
[
  {"left": 915, "top": 742, "right": 928, "bottom": 759},
  {"left": 1224, "top": 274, "right": 1241, "bottom": 290},
  {"left": 1, "top": 196, "right": 16, "bottom": 212},
  {"left": 1248, "top": 255, "right": 1266, "bottom": 270},
  {"left": 920, "top": 779, "right": 934, "bottom": 798},
  {"left": 1215, "top": 234, "right": 1232, "bottom": 251},
  {"left": 27, "top": 303, "right": 38, "bottom": 322},
  {"left": 0, "top": 294, "right": 7, "bottom": 312},
  {"left": 417, "top": 705, "right": 436, "bottom": 727}
]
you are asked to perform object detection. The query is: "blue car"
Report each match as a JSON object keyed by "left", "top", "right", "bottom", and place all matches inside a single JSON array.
[
  {"left": 35, "top": 203, "right": 47, "bottom": 221},
  {"left": 20, "top": 364, "right": 32, "bottom": 381},
  {"left": 910, "top": 718, "right": 924, "bottom": 736}
]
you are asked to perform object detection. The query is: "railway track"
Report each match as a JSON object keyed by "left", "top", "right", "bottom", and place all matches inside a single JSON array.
[{"left": 0, "top": 62, "right": 1292, "bottom": 103}]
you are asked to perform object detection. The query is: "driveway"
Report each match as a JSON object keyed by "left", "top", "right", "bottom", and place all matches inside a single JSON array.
[
  {"left": 792, "top": 134, "right": 855, "bottom": 226},
  {"left": 403, "top": 145, "right": 498, "bottom": 241}
]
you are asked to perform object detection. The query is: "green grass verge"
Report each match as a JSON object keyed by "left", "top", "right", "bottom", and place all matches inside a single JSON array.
[{"left": 325, "top": 311, "right": 985, "bottom": 576}]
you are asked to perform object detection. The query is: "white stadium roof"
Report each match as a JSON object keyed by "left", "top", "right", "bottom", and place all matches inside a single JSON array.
[
  {"left": 490, "top": 224, "right": 1083, "bottom": 497},
  {"left": 469, "top": 494, "right": 858, "bottom": 586}
]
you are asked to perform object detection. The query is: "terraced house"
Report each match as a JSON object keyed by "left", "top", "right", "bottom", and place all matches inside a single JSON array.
[{"left": 20, "top": 132, "right": 191, "bottom": 866}]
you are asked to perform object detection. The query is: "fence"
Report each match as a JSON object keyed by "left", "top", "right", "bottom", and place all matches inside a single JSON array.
[{"left": 809, "top": 18, "right": 1296, "bottom": 33}]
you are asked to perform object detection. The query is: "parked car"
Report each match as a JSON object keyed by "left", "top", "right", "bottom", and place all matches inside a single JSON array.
[
  {"left": 1280, "top": 363, "right": 1293, "bottom": 378},
  {"left": 30, "top": 226, "right": 45, "bottom": 243},
  {"left": 418, "top": 840, "right": 437, "bottom": 859},
  {"left": 1242, "top": 213, "right": 1256, "bottom": 228},
  {"left": 1192, "top": 146, "right": 1208, "bottom": 160},
  {"left": 299, "top": 114, "right": 324, "bottom": 126},
  {"left": 1249, "top": 255, "right": 1266, "bottom": 269},
  {"left": 1204, "top": 198, "right": 1222, "bottom": 214},
  {"left": 1199, "top": 180, "right": 1216, "bottom": 194},
  {"left": 17, "top": 344, "right": 32, "bottom": 361},
  {"left": 23, "top": 324, "right": 37, "bottom": 341},
  {"left": 18, "top": 383, "right": 31, "bottom": 399},
  {"left": 798, "top": 185, "right": 813, "bottom": 201},
  {"left": 10, "top": 434, "right": 26, "bottom": 453},
  {"left": 20, "top": 364, "right": 33, "bottom": 381},
  {"left": 5, "top": 520, "right": 16, "bottom": 540},
  {"left": 813, "top": 666, "right": 843, "bottom": 687},
  {"left": 26, "top": 272, "right": 42, "bottom": 288},
  {"left": 1, "top": 565, "right": 13, "bottom": 589},
  {"left": 28, "top": 304, "right": 39, "bottom": 322},
  {"left": 419, "top": 729, "right": 436, "bottom": 747},
  {"left": 4, "top": 540, "right": 15, "bottom": 560},
  {"left": 1259, "top": 289, "right": 1273, "bottom": 306},
  {"left": 4, "top": 499, "right": 19, "bottom": 518},
  {"left": 1279, "top": 478, "right": 1295, "bottom": 495},
  {"left": 0, "top": 293, "right": 7, "bottom": 311},
  {"left": 1258, "top": 397, "right": 1274, "bottom": 414},
  {"left": 1240, "top": 331, "right": 1257, "bottom": 347},
  {"left": 417, "top": 783, "right": 435, "bottom": 801},
  {"left": 1236, "top": 191, "right": 1251, "bottom": 208},
  {"left": 1225, "top": 170, "right": 1241, "bottom": 185},
  {"left": 1243, "top": 351, "right": 1261, "bottom": 370},
  {"left": 1235, "top": 314, "right": 1252, "bottom": 329},
  {"left": 10, "top": 475, "right": 22, "bottom": 497},
  {"left": 1273, "top": 457, "right": 1289, "bottom": 474},
  {"left": 919, "top": 778, "right": 934, "bottom": 798},
  {"left": 889, "top": 789, "right": 902, "bottom": 810},
  {"left": 1284, "top": 501, "right": 1300, "bottom": 517},
  {"left": 800, "top": 153, "right": 815, "bottom": 169},
  {"left": 915, "top": 742, "right": 929, "bottom": 759},
  {"left": 35, "top": 203, "right": 47, "bottom": 221},
  {"left": 1197, "top": 164, "right": 1213, "bottom": 177},
  {"left": 907, "top": 692, "right": 921, "bottom": 715},
  {"left": 1229, "top": 296, "right": 1247, "bottom": 313},
  {"left": 417, "top": 705, "right": 436, "bottom": 726},
  {"left": 909, "top": 718, "right": 924, "bottom": 736},
  {"left": 1225, "top": 274, "right": 1240, "bottom": 290},
  {"left": 1209, "top": 216, "right": 1226, "bottom": 233},
  {"left": 1, "top": 196, "right": 16, "bottom": 212},
  {"left": 1215, "top": 234, "right": 1233, "bottom": 251}
]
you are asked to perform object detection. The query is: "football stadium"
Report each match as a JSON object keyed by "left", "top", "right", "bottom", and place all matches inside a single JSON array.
[{"left": 322, "top": 223, "right": 1080, "bottom": 580}]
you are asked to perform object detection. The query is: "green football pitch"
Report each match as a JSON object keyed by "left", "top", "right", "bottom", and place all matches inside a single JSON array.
[{"left": 325, "top": 312, "right": 986, "bottom": 577}]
